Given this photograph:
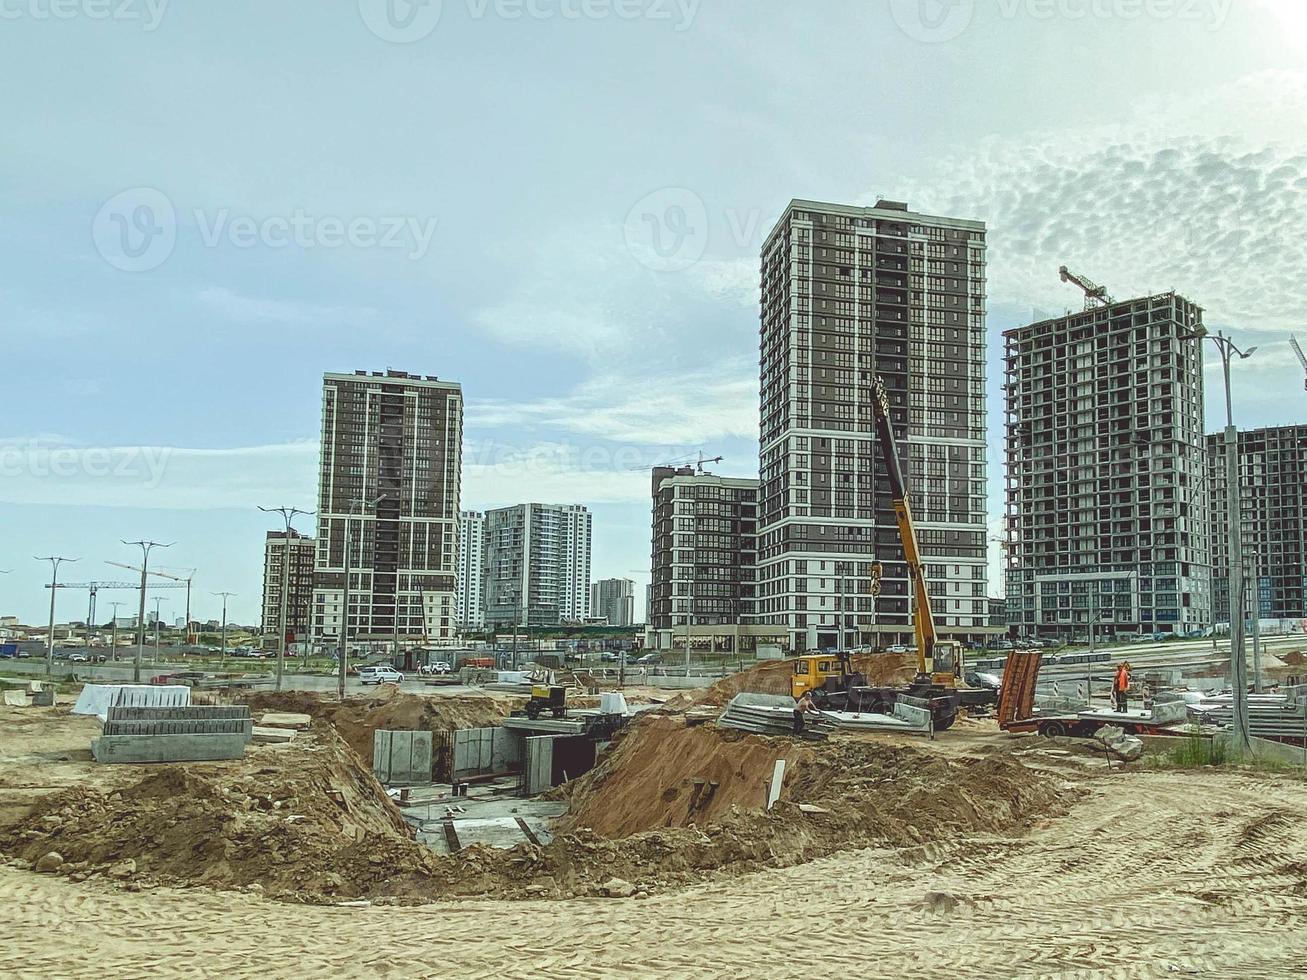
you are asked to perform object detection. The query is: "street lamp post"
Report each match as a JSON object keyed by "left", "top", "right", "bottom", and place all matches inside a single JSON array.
[
  {"left": 259, "top": 506, "right": 313, "bottom": 693},
  {"left": 107, "top": 601, "right": 124, "bottom": 662},
  {"left": 123, "top": 540, "right": 173, "bottom": 683},
  {"left": 35, "top": 556, "right": 78, "bottom": 676},
  {"left": 1180, "top": 327, "right": 1256, "bottom": 756},
  {"left": 212, "top": 592, "right": 235, "bottom": 672},
  {"left": 152, "top": 597, "right": 168, "bottom": 662}
]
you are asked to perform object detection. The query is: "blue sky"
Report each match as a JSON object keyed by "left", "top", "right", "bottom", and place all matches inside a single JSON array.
[{"left": 3, "top": 0, "right": 1306, "bottom": 625}]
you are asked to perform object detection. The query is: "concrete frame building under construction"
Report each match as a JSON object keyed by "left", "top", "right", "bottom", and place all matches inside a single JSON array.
[
  {"left": 1206, "top": 424, "right": 1307, "bottom": 623},
  {"left": 1003, "top": 292, "right": 1212, "bottom": 639},
  {"left": 756, "top": 199, "right": 991, "bottom": 653},
  {"left": 311, "top": 369, "right": 463, "bottom": 649}
]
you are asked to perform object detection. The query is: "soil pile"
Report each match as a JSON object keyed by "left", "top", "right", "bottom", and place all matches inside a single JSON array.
[
  {"left": 241, "top": 689, "right": 514, "bottom": 762},
  {"left": 0, "top": 728, "right": 445, "bottom": 902}
]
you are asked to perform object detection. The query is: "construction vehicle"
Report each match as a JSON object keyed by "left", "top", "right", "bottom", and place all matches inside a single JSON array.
[
  {"left": 789, "top": 377, "right": 969, "bottom": 730},
  {"left": 524, "top": 683, "right": 566, "bottom": 720}
]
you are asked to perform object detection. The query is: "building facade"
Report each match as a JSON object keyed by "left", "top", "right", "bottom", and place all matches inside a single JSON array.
[
  {"left": 1004, "top": 292, "right": 1211, "bottom": 638},
  {"left": 648, "top": 466, "right": 760, "bottom": 649},
  {"left": 311, "top": 370, "right": 463, "bottom": 648},
  {"left": 482, "top": 504, "right": 592, "bottom": 628},
  {"left": 261, "top": 529, "right": 316, "bottom": 644},
  {"left": 457, "top": 510, "right": 486, "bottom": 631},
  {"left": 1207, "top": 424, "right": 1307, "bottom": 622},
  {"left": 756, "top": 199, "right": 990, "bottom": 653},
  {"left": 591, "top": 577, "right": 635, "bottom": 627}
]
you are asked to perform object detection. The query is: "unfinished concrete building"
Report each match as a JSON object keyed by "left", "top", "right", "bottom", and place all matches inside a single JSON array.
[
  {"left": 756, "top": 199, "right": 990, "bottom": 653},
  {"left": 1004, "top": 293, "right": 1211, "bottom": 639},
  {"left": 312, "top": 370, "right": 463, "bottom": 648},
  {"left": 648, "top": 466, "right": 765, "bottom": 652},
  {"left": 1207, "top": 424, "right": 1307, "bottom": 622}
]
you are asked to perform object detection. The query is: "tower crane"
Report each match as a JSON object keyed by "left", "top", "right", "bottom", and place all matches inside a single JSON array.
[
  {"left": 1291, "top": 335, "right": 1307, "bottom": 393},
  {"left": 1058, "top": 265, "right": 1114, "bottom": 311},
  {"left": 46, "top": 580, "right": 187, "bottom": 633},
  {"left": 107, "top": 563, "right": 198, "bottom": 642}
]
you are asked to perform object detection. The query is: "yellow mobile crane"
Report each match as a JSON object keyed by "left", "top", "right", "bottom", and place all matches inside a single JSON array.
[{"left": 790, "top": 377, "right": 965, "bottom": 730}]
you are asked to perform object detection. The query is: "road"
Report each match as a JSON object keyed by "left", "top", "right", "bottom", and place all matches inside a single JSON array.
[{"left": 0, "top": 658, "right": 475, "bottom": 696}]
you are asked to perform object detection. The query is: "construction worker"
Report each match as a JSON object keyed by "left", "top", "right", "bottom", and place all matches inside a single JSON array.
[
  {"left": 793, "top": 690, "right": 817, "bottom": 733},
  {"left": 1113, "top": 661, "right": 1132, "bottom": 713}
]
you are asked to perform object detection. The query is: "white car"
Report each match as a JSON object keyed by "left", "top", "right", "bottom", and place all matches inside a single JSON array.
[
  {"left": 885, "top": 644, "right": 910, "bottom": 654},
  {"left": 360, "top": 666, "right": 404, "bottom": 685},
  {"left": 418, "top": 662, "right": 452, "bottom": 676},
  {"left": 68, "top": 653, "right": 89, "bottom": 663}
]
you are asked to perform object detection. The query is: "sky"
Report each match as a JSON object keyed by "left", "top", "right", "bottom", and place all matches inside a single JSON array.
[{"left": 2, "top": 0, "right": 1306, "bottom": 626}]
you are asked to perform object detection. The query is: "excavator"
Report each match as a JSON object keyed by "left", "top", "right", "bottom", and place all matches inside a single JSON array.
[{"left": 790, "top": 376, "right": 970, "bottom": 730}]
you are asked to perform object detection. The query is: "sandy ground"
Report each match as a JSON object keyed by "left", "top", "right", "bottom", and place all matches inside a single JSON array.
[{"left": 6, "top": 703, "right": 1307, "bottom": 976}]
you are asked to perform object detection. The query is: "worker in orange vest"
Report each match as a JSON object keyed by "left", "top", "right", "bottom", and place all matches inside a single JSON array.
[{"left": 1113, "top": 661, "right": 1132, "bottom": 713}]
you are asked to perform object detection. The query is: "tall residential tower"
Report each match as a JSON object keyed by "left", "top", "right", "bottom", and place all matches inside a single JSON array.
[{"left": 482, "top": 504, "right": 592, "bottom": 628}]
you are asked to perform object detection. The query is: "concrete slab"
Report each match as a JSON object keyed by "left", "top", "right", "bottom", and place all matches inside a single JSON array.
[
  {"left": 92, "top": 733, "right": 248, "bottom": 764},
  {"left": 251, "top": 726, "right": 297, "bottom": 744},
  {"left": 3, "top": 690, "right": 29, "bottom": 707},
  {"left": 501, "top": 717, "right": 587, "bottom": 735},
  {"left": 259, "top": 712, "right": 312, "bottom": 730}
]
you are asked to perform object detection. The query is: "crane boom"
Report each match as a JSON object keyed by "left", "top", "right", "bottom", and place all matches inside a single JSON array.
[
  {"left": 1292, "top": 335, "right": 1307, "bottom": 392},
  {"left": 1058, "top": 265, "right": 1113, "bottom": 311},
  {"left": 869, "top": 378, "right": 959, "bottom": 682}
]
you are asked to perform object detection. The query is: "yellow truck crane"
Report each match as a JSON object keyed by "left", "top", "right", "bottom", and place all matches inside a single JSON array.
[{"left": 791, "top": 376, "right": 964, "bottom": 730}]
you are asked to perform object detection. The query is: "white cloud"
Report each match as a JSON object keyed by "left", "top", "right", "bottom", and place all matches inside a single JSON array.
[{"left": 196, "top": 286, "right": 380, "bottom": 326}]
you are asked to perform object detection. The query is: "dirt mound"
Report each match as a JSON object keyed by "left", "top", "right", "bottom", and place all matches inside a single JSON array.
[
  {"left": 692, "top": 652, "right": 918, "bottom": 707},
  {"left": 0, "top": 728, "right": 442, "bottom": 902},
  {"left": 241, "top": 689, "right": 514, "bottom": 763}
]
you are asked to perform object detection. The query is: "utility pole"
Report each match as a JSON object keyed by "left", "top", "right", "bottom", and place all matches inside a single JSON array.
[
  {"left": 259, "top": 506, "right": 313, "bottom": 693},
  {"left": 107, "top": 601, "right": 125, "bottom": 662},
  {"left": 152, "top": 597, "right": 167, "bottom": 662},
  {"left": 1181, "top": 327, "right": 1256, "bottom": 756},
  {"left": 35, "top": 556, "right": 78, "bottom": 676},
  {"left": 212, "top": 592, "right": 235, "bottom": 672},
  {"left": 122, "top": 540, "right": 172, "bottom": 683}
]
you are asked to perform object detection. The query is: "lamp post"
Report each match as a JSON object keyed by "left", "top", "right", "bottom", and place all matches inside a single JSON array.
[
  {"left": 122, "top": 540, "right": 173, "bottom": 683},
  {"left": 212, "top": 592, "right": 235, "bottom": 672},
  {"left": 152, "top": 597, "right": 168, "bottom": 662},
  {"left": 107, "top": 601, "right": 125, "bottom": 662},
  {"left": 259, "top": 506, "right": 313, "bottom": 692},
  {"left": 35, "top": 556, "right": 78, "bottom": 676},
  {"left": 1180, "top": 327, "right": 1256, "bottom": 756}
]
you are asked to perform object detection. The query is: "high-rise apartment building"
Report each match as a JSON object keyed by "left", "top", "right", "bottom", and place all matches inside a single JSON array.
[
  {"left": 1207, "top": 424, "right": 1307, "bottom": 622},
  {"left": 756, "top": 199, "right": 990, "bottom": 653},
  {"left": 591, "top": 577, "right": 635, "bottom": 627},
  {"left": 482, "top": 504, "right": 592, "bottom": 628},
  {"left": 457, "top": 510, "right": 486, "bottom": 631},
  {"left": 649, "top": 466, "right": 758, "bottom": 648},
  {"left": 311, "top": 370, "right": 463, "bottom": 648},
  {"left": 1004, "top": 292, "right": 1211, "bottom": 638},
  {"left": 262, "top": 529, "right": 316, "bottom": 644}
]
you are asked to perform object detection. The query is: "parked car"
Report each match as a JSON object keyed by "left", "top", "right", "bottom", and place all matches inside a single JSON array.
[
  {"left": 359, "top": 666, "right": 404, "bottom": 685},
  {"left": 636, "top": 654, "right": 659, "bottom": 665},
  {"left": 885, "top": 644, "right": 910, "bottom": 654},
  {"left": 418, "top": 662, "right": 452, "bottom": 676},
  {"left": 68, "top": 653, "right": 89, "bottom": 663}
]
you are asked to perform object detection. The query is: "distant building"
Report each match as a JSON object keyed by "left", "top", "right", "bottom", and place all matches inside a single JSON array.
[
  {"left": 483, "top": 504, "right": 592, "bottom": 628},
  {"left": 1207, "top": 424, "right": 1307, "bottom": 621},
  {"left": 591, "top": 578, "right": 635, "bottom": 628},
  {"left": 262, "top": 529, "right": 316, "bottom": 642},
  {"left": 649, "top": 466, "right": 759, "bottom": 648},
  {"left": 457, "top": 510, "right": 486, "bottom": 631},
  {"left": 1004, "top": 292, "right": 1211, "bottom": 638},
  {"left": 311, "top": 370, "right": 463, "bottom": 647}
]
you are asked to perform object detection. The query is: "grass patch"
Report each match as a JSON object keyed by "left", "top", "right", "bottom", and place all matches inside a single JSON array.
[{"left": 1147, "top": 727, "right": 1307, "bottom": 774}]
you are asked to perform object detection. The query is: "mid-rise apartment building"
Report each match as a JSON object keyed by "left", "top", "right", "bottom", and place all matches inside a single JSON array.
[
  {"left": 262, "top": 529, "right": 316, "bottom": 643},
  {"left": 648, "top": 466, "right": 759, "bottom": 649},
  {"left": 482, "top": 504, "right": 592, "bottom": 628},
  {"left": 591, "top": 577, "right": 635, "bottom": 627},
  {"left": 1207, "top": 424, "right": 1307, "bottom": 622},
  {"left": 457, "top": 510, "right": 486, "bottom": 631},
  {"left": 756, "top": 199, "right": 990, "bottom": 653},
  {"left": 1004, "top": 292, "right": 1211, "bottom": 638},
  {"left": 311, "top": 370, "right": 463, "bottom": 648}
]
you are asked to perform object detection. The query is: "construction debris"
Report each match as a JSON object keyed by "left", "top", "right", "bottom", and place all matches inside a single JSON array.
[
  {"left": 1093, "top": 725, "right": 1144, "bottom": 762},
  {"left": 716, "top": 692, "right": 832, "bottom": 736},
  {"left": 1192, "top": 687, "right": 1307, "bottom": 742},
  {"left": 260, "top": 712, "right": 313, "bottom": 730}
]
